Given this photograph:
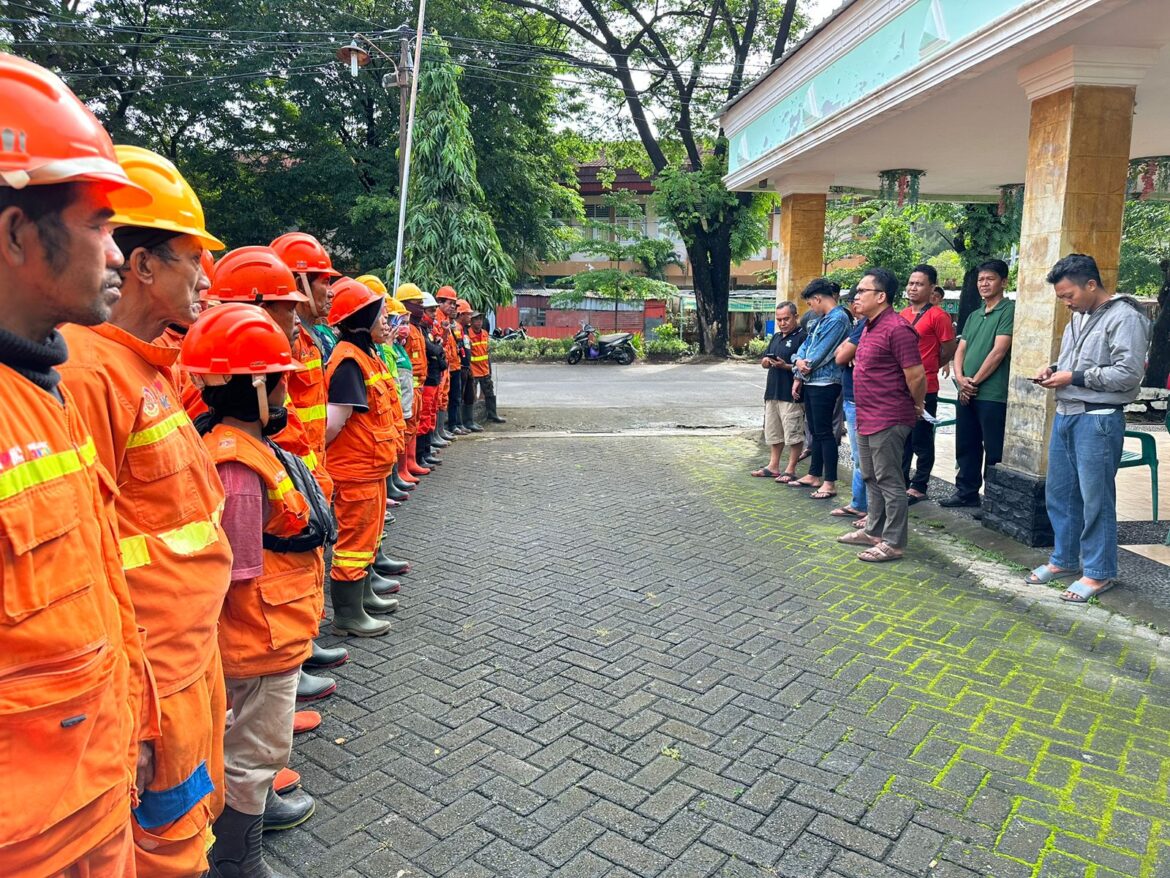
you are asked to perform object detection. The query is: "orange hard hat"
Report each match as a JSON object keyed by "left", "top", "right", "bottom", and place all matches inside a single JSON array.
[
  {"left": 200, "top": 249, "right": 216, "bottom": 282},
  {"left": 180, "top": 302, "right": 299, "bottom": 376},
  {"left": 455, "top": 299, "right": 473, "bottom": 315},
  {"left": 327, "top": 277, "right": 383, "bottom": 327},
  {"left": 207, "top": 246, "right": 309, "bottom": 304},
  {"left": 0, "top": 54, "right": 150, "bottom": 203},
  {"left": 270, "top": 232, "right": 341, "bottom": 277},
  {"left": 435, "top": 285, "right": 458, "bottom": 302}
]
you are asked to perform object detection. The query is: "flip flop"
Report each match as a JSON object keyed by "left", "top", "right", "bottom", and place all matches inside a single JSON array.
[
  {"left": 1059, "top": 579, "right": 1116, "bottom": 604},
  {"left": 789, "top": 479, "right": 821, "bottom": 489},
  {"left": 830, "top": 506, "right": 863, "bottom": 517},
  {"left": 858, "top": 541, "right": 903, "bottom": 563},
  {"left": 809, "top": 490, "right": 837, "bottom": 500},
  {"left": 852, "top": 516, "right": 868, "bottom": 529},
  {"left": 1024, "top": 564, "right": 1080, "bottom": 586},
  {"left": 837, "top": 530, "right": 879, "bottom": 546},
  {"left": 751, "top": 467, "right": 780, "bottom": 478},
  {"left": 774, "top": 472, "right": 797, "bottom": 484}
]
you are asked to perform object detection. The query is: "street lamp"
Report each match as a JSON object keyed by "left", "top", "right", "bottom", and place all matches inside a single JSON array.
[{"left": 338, "top": 9, "right": 426, "bottom": 295}]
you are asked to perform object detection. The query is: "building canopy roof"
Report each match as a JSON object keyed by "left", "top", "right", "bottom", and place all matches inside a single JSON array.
[{"left": 720, "top": 0, "right": 1170, "bottom": 200}]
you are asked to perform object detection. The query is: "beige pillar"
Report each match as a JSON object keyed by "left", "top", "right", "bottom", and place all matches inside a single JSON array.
[
  {"left": 982, "top": 47, "right": 1153, "bottom": 545},
  {"left": 775, "top": 193, "right": 827, "bottom": 314}
]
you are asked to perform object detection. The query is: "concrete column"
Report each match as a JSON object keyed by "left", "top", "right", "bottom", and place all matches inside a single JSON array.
[
  {"left": 775, "top": 192, "right": 826, "bottom": 313},
  {"left": 982, "top": 47, "right": 1153, "bottom": 546}
]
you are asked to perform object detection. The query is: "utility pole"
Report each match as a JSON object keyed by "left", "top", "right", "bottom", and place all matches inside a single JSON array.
[{"left": 396, "top": 33, "right": 411, "bottom": 193}]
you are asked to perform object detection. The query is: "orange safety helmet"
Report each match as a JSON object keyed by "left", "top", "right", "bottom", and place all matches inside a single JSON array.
[
  {"left": 0, "top": 53, "right": 150, "bottom": 203},
  {"left": 180, "top": 302, "right": 300, "bottom": 376},
  {"left": 270, "top": 232, "right": 341, "bottom": 277},
  {"left": 207, "top": 246, "right": 309, "bottom": 304},
  {"left": 455, "top": 299, "right": 473, "bottom": 315},
  {"left": 435, "top": 285, "right": 458, "bottom": 302},
  {"left": 327, "top": 277, "right": 383, "bottom": 327}
]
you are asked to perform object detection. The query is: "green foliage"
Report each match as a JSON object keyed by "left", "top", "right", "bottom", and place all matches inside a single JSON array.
[
  {"left": 629, "top": 332, "right": 645, "bottom": 358},
  {"left": 645, "top": 323, "right": 694, "bottom": 358},
  {"left": 1119, "top": 201, "right": 1170, "bottom": 296},
  {"left": 927, "top": 251, "right": 963, "bottom": 288},
  {"left": 401, "top": 36, "right": 513, "bottom": 309},
  {"left": 489, "top": 336, "right": 573, "bottom": 362},
  {"left": 745, "top": 337, "right": 768, "bottom": 357},
  {"left": 826, "top": 266, "right": 865, "bottom": 290}
]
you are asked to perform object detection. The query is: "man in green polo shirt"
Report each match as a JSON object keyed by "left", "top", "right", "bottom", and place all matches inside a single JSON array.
[{"left": 941, "top": 259, "right": 1015, "bottom": 507}]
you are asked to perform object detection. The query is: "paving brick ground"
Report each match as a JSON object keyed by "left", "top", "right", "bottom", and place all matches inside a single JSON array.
[{"left": 267, "top": 433, "right": 1170, "bottom": 878}]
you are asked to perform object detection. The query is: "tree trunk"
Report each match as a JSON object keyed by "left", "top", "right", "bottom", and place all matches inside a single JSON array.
[
  {"left": 957, "top": 266, "right": 982, "bottom": 334},
  {"left": 688, "top": 230, "right": 730, "bottom": 357}
]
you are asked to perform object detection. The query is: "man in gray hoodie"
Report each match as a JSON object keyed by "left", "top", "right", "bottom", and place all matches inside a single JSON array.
[{"left": 1027, "top": 254, "right": 1151, "bottom": 603}]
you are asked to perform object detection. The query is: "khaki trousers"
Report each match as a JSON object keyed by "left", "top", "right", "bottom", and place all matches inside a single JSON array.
[{"left": 223, "top": 670, "right": 298, "bottom": 815}]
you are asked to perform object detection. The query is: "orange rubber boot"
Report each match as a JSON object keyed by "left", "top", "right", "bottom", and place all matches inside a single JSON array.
[
  {"left": 274, "top": 767, "right": 300, "bottom": 794},
  {"left": 406, "top": 439, "right": 430, "bottom": 477},
  {"left": 397, "top": 451, "right": 419, "bottom": 485}
]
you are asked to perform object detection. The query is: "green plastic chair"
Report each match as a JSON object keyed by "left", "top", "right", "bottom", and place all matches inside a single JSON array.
[{"left": 1119, "top": 426, "right": 1159, "bottom": 522}]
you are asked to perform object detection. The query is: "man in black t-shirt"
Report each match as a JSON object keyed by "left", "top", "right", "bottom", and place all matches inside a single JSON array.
[{"left": 751, "top": 302, "right": 808, "bottom": 481}]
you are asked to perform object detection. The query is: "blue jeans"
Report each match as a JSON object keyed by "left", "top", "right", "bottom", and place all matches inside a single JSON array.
[
  {"left": 843, "top": 400, "right": 867, "bottom": 512},
  {"left": 1045, "top": 411, "right": 1124, "bottom": 580}
]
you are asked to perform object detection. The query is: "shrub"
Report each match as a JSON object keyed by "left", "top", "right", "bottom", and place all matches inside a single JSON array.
[
  {"left": 629, "top": 332, "right": 645, "bottom": 358},
  {"left": 645, "top": 338, "right": 693, "bottom": 357},
  {"left": 745, "top": 337, "right": 768, "bottom": 357},
  {"left": 652, "top": 322, "right": 681, "bottom": 342}
]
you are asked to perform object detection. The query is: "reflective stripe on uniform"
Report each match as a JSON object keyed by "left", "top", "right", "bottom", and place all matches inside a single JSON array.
[
  {"left": 125, "top": 411, "right": 188, "bottom": 449},
  {"left": 333, "top": 548, "right": 375, "bottom": 569},
  {"left": 120, "top": 535, "right": 150, "bottom": 571},
  {"left": 364, "top": 371, "right": 395, "bottom": 386},
  {"left": 120, "top": 510, "right": 223, "bottom": 570},
  {"left": 300, "top": 451, "right": 318, "bottom": 471},
  {"left": 293, "top": 404, "right": 326, "bottom": 423},
  {"left": 0, "top": 436, "right": 97, "bottom": 502},
  {"left": 470, "top": 355, "right": 489, "bottom": 362},
  {"left": 300, "top": 357, "right": 322, "bottom": 371},
  {"left": 266, "top": 476, "right": 294, "bottom": 502}
]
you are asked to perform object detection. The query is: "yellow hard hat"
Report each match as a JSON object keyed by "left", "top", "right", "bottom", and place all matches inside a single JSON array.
[
  {"left": 108, "top": 145, "right": 225, "bottom": 250},
  {"left": 395, "top": 282, "right": 423, "bottom": 302},
  {"left": 383, "top": 296, "right": 407, "bottom": 315},
  {"left": 355, "top": 274, "right": 387, "bottom": 296}
]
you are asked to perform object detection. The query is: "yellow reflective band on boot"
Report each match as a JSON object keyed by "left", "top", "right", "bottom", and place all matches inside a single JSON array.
[
  {"left": 120, "top": 535, "right": 150, "bottom": 571},
  {"left": 126, "top": 411, "right": 188, "bottom": 449},
  {"left": 0, "top": 437, "right": 97, "bottom": 502}
]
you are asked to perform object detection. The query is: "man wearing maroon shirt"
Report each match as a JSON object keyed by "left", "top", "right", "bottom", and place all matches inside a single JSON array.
[
  {"left": 899, "top": 264, "right": 956, "bottom": 503},
  {"left": 838, "top": 267, "right": 926, "bottom": 562}
]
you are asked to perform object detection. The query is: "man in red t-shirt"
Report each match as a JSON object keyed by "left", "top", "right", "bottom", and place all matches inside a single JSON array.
[{"left": 899, "top": 264, "right": 956, "bottom": 503}]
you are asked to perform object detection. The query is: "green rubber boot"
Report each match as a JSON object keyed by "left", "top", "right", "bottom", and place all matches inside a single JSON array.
[{"left": 329, "top": 576, "right": 391, "bottom": 637}]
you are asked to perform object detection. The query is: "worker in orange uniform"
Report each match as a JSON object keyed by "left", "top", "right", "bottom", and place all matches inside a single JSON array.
[
  {"left": 416, "top": 291, "right": 448, "bottom": 468},
  {"left": 465, "top": 309, "right": 507, "bottom": 430},
  {"left": 56, "top": 144, "right": 234, "bottom": 878},
  {"left": 324, "top": 279, "right": 403, "bottom": 635},
  {"left": 202, "top": 247, "right": 347, "bottom": 709},
  {"left": 155, "top": 248, "right": 214, "bottom": 419},
  {"left": 453, "top": 299, "right": 475, "bottom": 435},
  {"left": 0, "top": 53, "right": 158, "bottom": 878},
  {"left": 271, "top": 232, "right": 341, "bottom": 363},
  {"left": 445, "top": 295, "right": 472, "bottom": 435},
  {"left": 182, "top": 303, "right": 328, "bottom": 876},
  {"left": 435, "top": 285, "right": 462, "bottom": 440},
  {"left": 395, "top": 283, "right": 431, "bottom": 478},
  {"left": 384, "top": 294, "right": 420, "bottom": 493}
]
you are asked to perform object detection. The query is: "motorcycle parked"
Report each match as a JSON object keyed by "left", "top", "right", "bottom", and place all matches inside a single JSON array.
[
  {"left": 492, "top": 326, "right": 528, "bottom": 341},
  {"left": 566, "top": 324, "right": 636, "bottom": 366}
]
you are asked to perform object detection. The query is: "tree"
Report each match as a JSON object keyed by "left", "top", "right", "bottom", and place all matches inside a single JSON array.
[
  {"left": 1119, "top": 200, "right": 1170, "bottom": 387},
  {"left": 401, "top": 36, "right": 512, "bottom": 310},
  {"left": 554, "top": 191, "right": 680, "bottom": 330},
  {"left": 492, "top": 0, "right": 806, "bottom": 356}
]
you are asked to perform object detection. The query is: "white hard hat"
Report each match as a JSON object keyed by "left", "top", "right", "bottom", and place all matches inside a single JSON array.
[{"left": 421, "top": 291, "right": 439, "bottom": 308}]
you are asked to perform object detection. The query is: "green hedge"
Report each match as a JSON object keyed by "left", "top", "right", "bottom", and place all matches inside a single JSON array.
[{"left": 489, "top": 336, "right": 575, "bottom": 362}]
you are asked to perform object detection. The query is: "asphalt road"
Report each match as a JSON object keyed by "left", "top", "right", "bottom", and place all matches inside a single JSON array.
[{"left": 491, "top": 361, "right": 765, "bottom": 432}]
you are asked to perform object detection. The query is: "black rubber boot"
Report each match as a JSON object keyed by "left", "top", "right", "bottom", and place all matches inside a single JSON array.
[
  {"left": 329, "top": 577, "right": 391, "bottom": 637},
  {"left": 210, "top": 806, "right": 289, "bottom": 878},
  {"left": 392, "top": 465, "right": 415, "bottom": 492},
  {"left": 430, "top": 428, "right": 450, "bottom": 448},
  {"left": 373, "top": 544, "right": 410, "bottom": 577},
  {"left": 369, "top": 570, "right": 401, "bottom": 595},
  {"left": 362, "top": 575, "right": 400, "bottom": 614},
  {"left": 486, "top": 396, "right": 506, "bottom": 424},
  {"left": 295, "top": 669, "right": 336, "bottom": 703},
  {"left": 419, "top": 434, "right": 441, "bottom": 467},
  {"left": 303, "top": 641, "right": 348, "bottom": 671},
  {"left": 438, "top": 411, "right": 456, "bottom": 441},
  {"left": 386, "top": 474, "right": 409, "bottom": 502},
  {"left": 463, "top": 404, "right": 484, "bottom": 432},
  {"left": 263, "top": 786, "right": 315, "bottom": 832}
]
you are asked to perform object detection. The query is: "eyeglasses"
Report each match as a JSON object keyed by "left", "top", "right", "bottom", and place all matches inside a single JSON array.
[{"left": 854, "top": 287, "right": 882, "bottom": 295}]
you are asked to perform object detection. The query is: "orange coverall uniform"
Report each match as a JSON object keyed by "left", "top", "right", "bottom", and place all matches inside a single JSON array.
[
  {"left": 403, "top": 323, "right": 427, "bottom": 444},
  {"left": 325, "top": 342, "right": 400, "bottom": 581},
  {"left": 60, "top": 323, "right": 235, "bottom": 877},
  {"left": 436, "top": 314, "right": 454, "bottom": 411},
  {"left": 469, "top": 328, "right": 491, "bottom": 379},
  {"left": 284, "top": 329, "right": 333, "bottom": 500},
  {"left": 203, "top": 425, "right": 322, "bottom": 815},
  {"left": 0, "top": 364, "right": 154, "bottom": 878}
]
